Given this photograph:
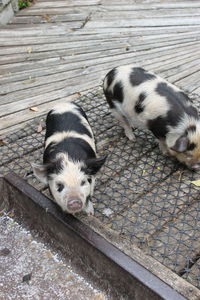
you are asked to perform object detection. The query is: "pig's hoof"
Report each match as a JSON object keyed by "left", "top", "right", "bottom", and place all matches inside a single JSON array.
[
  {"left": 88, "top": 211, "right": 94, "bottom": 216},
  {"left": 84, "top": 201, "right": 94, "bottom": 216},
  {"left": 159, "top": 142, "right": 169, "bottom": 155},
  {"left": 125, "top": 130, "right": 135, "bottom": 141}
]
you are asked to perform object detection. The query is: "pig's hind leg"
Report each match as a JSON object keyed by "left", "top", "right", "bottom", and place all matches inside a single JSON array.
[{"left": 111, "top": 107, "right": 135, "bottom": 141}]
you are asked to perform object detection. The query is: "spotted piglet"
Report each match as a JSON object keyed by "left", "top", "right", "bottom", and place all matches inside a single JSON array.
[
  {"left": 32, "top": 102, "right": 106, "bottom": 215},
  {"left": 103, "top": 64, "right": 200, "bottom": 169}
]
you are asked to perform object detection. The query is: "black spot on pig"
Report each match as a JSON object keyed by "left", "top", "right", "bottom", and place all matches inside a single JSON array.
[
  {"left": 44, "top": 137, "right": 96, "bottom": 166},
  {"left": 106, "top": 68, "right": 117, "bottom": 87},
  {"left": 113, "top": 81, "right": 124, "bottom": 103},
  {"left": 45, "top": 111, "right": 92, "bottom": 140},
  {"left": 75, "top": 104, "right": 89, "bottom": 121},
  {"left": 82, "top": 155, "right": 107, "bottom": 175},
  {"left": 130, "top": 67, "right": 156, "bottom": 86},
  {"left": 178, "top": 91, "right": 191, "bottom": 102},
  {"left": 135, "top": 93, "right": 146, "bottom": 113},
  {"left": 43, "top": 146, "right": 64, "bottom": 174},
  {"left": 185, "top": 106, "right": 199, "bottom": 119},
  {"left": 46, "top": 159, "right": 63, "bottom": 176},
  {"left": 166, "top": 110, "right": 182, "bottom": 127},
  {"left": 148, "top": 116, "right": 168, "bottom": 139},
  {"left": 156, "top": 82, "right": 181, "bottom": 103},
  {"left": 104, "top": 90, "right": 115, "bottom": 109},
  {"left": 185, "top": 125, "right": 196, "bottom": 135},
  {"left": 156, "top": 83, "right": 199, "bottom": 120}
]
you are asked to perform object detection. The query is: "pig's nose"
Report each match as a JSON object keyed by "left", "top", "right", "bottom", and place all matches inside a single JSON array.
[{"left": 67, "top": 198, "right": 83, "bottom": 212}]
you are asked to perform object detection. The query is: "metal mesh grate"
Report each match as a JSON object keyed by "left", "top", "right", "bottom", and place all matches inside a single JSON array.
[{"left": 1, "top": 87, "right": 200, "bottom": 289}]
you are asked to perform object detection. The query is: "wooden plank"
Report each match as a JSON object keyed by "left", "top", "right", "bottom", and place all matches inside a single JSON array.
[
  {"left": 85, "top": 17, "right": 200, "bottom": 28},
  {"left": 29, "top": 0, "right": 100, "bottom": 8},
  {"left": 0, "top": 24, "right": 79, "bottom": 37},
  {"left": 15, "top": 7, "right": 97, "bottom": 17},
  {"left": 100, "top": 2, "right": 200, "bottom": 10},
  {"left": 93, "top": 9, "right": 200, "bottom": 19},
  {"left": 77, "top": 25, "right": 200, "bottom": 35},
  {"left": 1, "top": 23, "right": 200, "bottom": 38},
  {"left": 10, "top": 14, "right": 87, "bottom": 25},
  {"left": 1, "top": 29, "right": 200, "bottom": 46}
]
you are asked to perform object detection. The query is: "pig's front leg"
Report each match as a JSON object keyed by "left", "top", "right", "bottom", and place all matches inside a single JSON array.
[
  {"left": 84, "top": 199, "right": 94, "bottom": 216},
  {"left": 158, "top": 140, "right": 169, "bottom": 155},
  {"left": 90, "top": 177, "right": 95, "bottom": 196},
  {"left": 112, "top": 108, "right": 135, "bottom": 141}
]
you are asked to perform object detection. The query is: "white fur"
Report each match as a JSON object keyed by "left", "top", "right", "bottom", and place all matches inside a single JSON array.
[
  {"left": 49, "top": 155, "right": 90, "bottom": 210},
  {"left": 51, "top": 102, "right": 78, "bottom": 115}
]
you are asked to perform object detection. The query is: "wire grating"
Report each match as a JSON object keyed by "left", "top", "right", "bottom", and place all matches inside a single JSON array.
[{"left": 1, "top": 87, "right": 200, "bottom": 289}]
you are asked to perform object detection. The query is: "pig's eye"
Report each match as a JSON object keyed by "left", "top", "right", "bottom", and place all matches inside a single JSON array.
[
  {"left": 187, "top": 143, "right": 196, "bottom": 151},
  {"left": 56, "top": 183, "right": 64, "bottom": 192},
  {"left": 81, "top": 180, "right": 86, "bottom": 186},
  {"left": 88, "top": 178, "right": 92, "bottom": 184}
]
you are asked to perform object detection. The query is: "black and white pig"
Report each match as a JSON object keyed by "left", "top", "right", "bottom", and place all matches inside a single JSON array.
[
  {"left": 32, "top": 102, "right": 106, "bottom": 215},
  {"left": 103, "top": 64, "right": 200, "bottom": 169}
]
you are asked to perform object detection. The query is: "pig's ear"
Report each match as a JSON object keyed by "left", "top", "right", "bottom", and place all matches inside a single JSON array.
[
  {"left": 31, "top": 163, "right": 48, "bottom": 184},
  {"left": 170, "top": 135, "right": 189, "bottom": 153},
  {"left": 85, "top": 155, "right": 107, "bottom": 175}
]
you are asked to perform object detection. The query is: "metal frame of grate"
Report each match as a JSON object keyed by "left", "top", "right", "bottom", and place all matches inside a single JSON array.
[{"left": 1, "top": 87, "right": 200, "bottom": 289}]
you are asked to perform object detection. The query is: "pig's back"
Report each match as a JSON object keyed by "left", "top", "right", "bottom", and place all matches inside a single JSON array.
[{"left": 45, "top": 102, "right": 92, "bottom": 141}]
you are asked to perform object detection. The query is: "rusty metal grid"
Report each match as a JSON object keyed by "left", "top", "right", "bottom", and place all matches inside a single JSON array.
[{"left": 1, "top": 87, "right": 200, "bottom": 289}]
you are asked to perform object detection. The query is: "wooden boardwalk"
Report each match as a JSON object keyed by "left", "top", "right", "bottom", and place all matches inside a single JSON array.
[
  {"left": 1, "top": 0, "right": 200, "bottom": 297},
  {"left": 1, "top": 0, "right": 200, "bottom": 137}
]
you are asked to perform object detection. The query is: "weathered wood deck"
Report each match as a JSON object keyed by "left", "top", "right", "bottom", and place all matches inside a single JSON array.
[
  {"left": 1, "top": 0, "right": 200, "bottom": 297},
  {"left": 1, "top": 0, "right": 200, "bottom": 136}
]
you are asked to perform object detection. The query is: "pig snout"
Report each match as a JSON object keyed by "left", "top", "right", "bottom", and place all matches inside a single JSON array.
[{"left": 67, "top": 197, "right": 83, "bottom": 213}]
